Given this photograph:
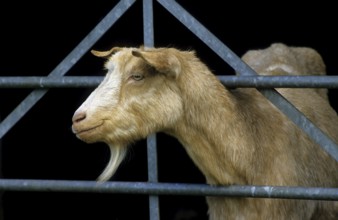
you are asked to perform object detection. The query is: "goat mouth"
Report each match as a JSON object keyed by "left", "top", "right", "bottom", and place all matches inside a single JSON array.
[{"left": 73, "top": 122, "right": 104, "bottom": 137}]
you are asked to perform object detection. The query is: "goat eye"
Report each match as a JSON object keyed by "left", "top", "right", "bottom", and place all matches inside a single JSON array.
[{"left": 131, "top": 74, "right": 144, "bottom": 81}]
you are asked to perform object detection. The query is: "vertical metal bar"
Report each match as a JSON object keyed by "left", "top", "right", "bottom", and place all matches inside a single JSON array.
[
  {"left": 0, "top": 0, "right": 136, "bottom": 139},
  {"left": 0, "top": 115, "right": 3, "bottom": 220},
  {"left": 157, "top": 0, "right": 338, "bottom": 162},
  {"left": 143, "top": 0, "right": 159, "bottom": 219},
  {"left": 143, "top": 0, "right": 155, "bottom": 48},
  {"left": 147, "top": 133, "right": 159, "bottom": 220}
]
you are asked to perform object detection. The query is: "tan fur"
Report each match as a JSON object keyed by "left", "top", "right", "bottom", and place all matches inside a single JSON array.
[{"left": 72, "top": 43, "right": 338, "bottom": 219}]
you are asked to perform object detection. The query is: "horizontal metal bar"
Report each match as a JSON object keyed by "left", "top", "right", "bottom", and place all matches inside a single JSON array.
[
  {"left": 1, "top": 76, "right": 338, "bottom": 88},
  {"left": 219, "top": 75, "right": 338, "bottom": 88},
  {"left": 0, "top": 77, "right": 103, "bottom": 88},
  {"left": 0, "top": 179, "right": 337, "bottom": 201}
]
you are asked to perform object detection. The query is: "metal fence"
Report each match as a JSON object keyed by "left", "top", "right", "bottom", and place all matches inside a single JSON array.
[{"left": 0, "top": 0, "right": 337, "bottom": 219}]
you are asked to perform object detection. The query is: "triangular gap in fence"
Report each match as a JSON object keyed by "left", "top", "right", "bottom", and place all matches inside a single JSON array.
[{"left": 0, "top": 0, "right": 136, "bottom": 139}]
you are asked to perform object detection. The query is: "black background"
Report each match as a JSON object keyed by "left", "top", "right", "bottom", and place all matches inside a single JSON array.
[{"left": 0, "top": 1, "right": 337, "bottom": 219}]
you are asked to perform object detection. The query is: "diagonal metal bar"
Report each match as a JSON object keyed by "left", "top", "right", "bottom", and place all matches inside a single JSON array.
[
  {"left": 0, "top": 0, "right": 136, "bottom": 139},
  {"left": 157, "top": 0, "right": 338, "bottom": 162},
  {"left": 260, "top": 89, "right": 338, "bottom": 162}
]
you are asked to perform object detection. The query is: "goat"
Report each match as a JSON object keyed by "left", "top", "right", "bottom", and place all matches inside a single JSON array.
[{"left": 72, "top": 43, "right": 338, "bottom": 219}]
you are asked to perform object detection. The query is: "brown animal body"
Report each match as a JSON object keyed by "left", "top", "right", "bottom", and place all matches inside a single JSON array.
[{"left": 72, "top": 43, "right": 338, "bottom": 219}]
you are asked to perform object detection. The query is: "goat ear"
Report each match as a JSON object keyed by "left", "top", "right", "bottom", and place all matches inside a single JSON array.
[
  {"left": 91, "top": 47, "right": 122, "bottom": 58},
  {"left": 131, "top": 50, "right": 181, "bottom": 78}
]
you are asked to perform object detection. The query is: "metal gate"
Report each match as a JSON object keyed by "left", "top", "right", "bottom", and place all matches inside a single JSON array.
[{"left": 0, "top": 0, "right": 337, "bottom": 219}]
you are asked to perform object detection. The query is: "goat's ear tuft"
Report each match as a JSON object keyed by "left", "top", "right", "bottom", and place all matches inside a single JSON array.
[
  {"left": 91, "top": 47, "right": 122, "bottom": 58},
  {"left": 131, "top": 49, "right": 181, "bottom": 79}
]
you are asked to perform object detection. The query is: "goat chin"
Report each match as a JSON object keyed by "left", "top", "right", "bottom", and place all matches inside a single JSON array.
[{"left": 96, "top": 144, "right": 128, "bottom": 182}]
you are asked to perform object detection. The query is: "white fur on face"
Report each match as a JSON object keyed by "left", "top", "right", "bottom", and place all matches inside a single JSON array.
[
  {"left": 75, "top": 56, "right": 122, "bottom": 116},
  {"left": 73, "top": 52, "right": 129, "bottom": 181}
]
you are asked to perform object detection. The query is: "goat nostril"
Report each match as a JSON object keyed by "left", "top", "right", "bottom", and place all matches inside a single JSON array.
[{"left": 73, "top": 112, "right": 87, "bottom": 123}]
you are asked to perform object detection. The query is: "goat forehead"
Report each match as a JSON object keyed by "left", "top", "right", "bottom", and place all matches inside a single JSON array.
[
  {"left": 105, "top": 49, "right": 138, "bottom": 73},
  {"left": 105, "top": 58, "right": 115, "bottom": 71},
  {"left": 105, "top": 51, "right": 123, "bottom": 71}
]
